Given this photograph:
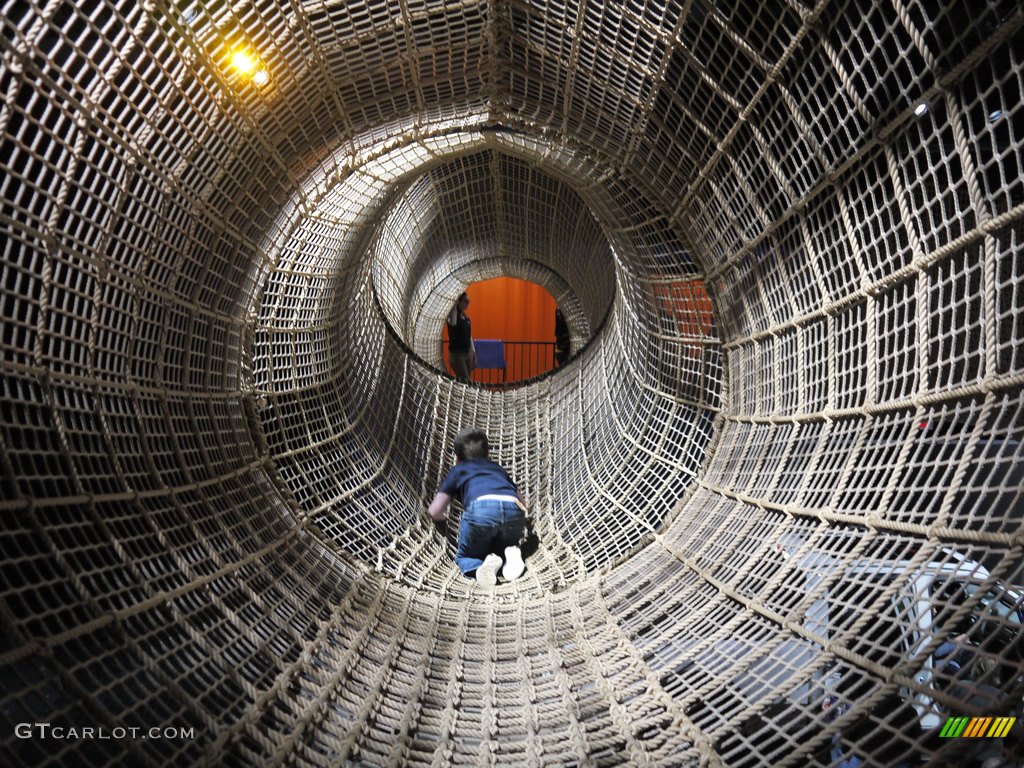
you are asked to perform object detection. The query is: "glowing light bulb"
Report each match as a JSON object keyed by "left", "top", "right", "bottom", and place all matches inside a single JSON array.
[
  {"left": 914, "top": 101, "right": 928, "bottom": 117},
  {"left": 231, "top": 50, "right": 256, "bottom": 75},
  {"left": 252, "top": 69, "right": 270, "bottom": 87}
]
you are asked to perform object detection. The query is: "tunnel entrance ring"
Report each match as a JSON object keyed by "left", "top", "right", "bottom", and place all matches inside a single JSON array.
[
  {"left": 6, "top": 0, "right": 1021, "bottom": 764},
  {"left": 369, "top": 148, "right": 617, "bottom": 386}
]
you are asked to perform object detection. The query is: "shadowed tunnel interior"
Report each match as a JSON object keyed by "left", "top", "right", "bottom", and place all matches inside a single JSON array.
[{"left": 1, "top": 0, "right": 1023, "bottom": 765}]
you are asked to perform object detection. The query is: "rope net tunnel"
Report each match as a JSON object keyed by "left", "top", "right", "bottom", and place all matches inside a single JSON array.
[{"left": 1, "top": 0, "right": 1022, "bottom": 765}]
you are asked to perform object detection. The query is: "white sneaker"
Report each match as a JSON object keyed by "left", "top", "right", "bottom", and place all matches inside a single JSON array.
[
  {"left": 502, "top": 546, "right": 525, "bottom": 582},
  {"left": 476, "top": 553, "right": 502, "bottom": 588}
]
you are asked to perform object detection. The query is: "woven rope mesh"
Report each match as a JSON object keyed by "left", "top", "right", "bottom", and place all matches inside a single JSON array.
[{"left": 1, "top": 0, "right": 1023, "bottom": 765}]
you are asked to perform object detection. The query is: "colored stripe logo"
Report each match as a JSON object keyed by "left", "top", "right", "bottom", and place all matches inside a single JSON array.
[{"left": 940, "top": 716, "right": 1015, "bottom": 738}]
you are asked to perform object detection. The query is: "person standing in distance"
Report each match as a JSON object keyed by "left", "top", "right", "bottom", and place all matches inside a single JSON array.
[
  {"left": 554, "top": 307, "right": 571, "bottom": 367},
  {"left": 447, "top": 291, "right": 476, "bottom": 381}
]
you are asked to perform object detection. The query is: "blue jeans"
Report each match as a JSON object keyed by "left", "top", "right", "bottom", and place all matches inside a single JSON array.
[{"left": 455, "top": 499, "right": 527, "bottom": 576}]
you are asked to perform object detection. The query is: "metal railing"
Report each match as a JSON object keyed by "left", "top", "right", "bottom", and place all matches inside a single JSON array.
[{"left": 442, "top": 340, "right": 560, "bottom": 385}]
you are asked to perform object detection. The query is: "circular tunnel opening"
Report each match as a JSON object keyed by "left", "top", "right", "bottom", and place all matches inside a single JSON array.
[
  {"left": 369, "top": 148, "right": 617, "bottom": 380},
  {"left": 437, "top": 277, "right": 578, "bottom": 386}
]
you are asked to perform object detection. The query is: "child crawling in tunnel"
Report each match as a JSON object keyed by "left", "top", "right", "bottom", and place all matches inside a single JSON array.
[{"left": 427, "top": 427, "right": 528, "bottom": 588}]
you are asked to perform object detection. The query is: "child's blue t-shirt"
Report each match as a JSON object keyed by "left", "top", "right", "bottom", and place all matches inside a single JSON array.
[{"left": 439, "top": 458, "right": 518, "bottom": 506}]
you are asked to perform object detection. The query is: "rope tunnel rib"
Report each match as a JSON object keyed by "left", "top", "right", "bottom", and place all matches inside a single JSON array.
[{"left": 1, "top": 0, "right": 1023, "bottom": 766}]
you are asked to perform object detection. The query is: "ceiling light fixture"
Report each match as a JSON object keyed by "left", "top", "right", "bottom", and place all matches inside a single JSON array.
[
  {"left": 231, "top": 49, "right": 257, "bottom": 76},
  {"left": 227, "top": 46, "right": 270, "bottom": 88}
]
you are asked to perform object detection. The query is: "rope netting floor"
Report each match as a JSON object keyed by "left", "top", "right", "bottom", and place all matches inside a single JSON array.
[{"left": 2, "top": 0, "right": 1023, "bottom": 766}]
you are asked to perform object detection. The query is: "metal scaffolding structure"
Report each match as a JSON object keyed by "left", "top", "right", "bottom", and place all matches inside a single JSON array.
[{"left": 1, "top": 0, "right": 1022, "bottom": 765}]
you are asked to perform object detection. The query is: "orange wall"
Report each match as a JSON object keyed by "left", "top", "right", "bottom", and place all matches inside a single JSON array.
[
  {"left": 651, "top": 280, "right": 714, "bottom": 336},
  {"left": 465, "top": 276, "right": 557, "bottom": 343},
  {"left": 443, "top": 277, "right": 558, "bottom": 382}
]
